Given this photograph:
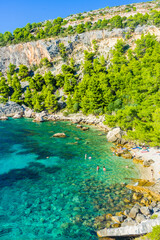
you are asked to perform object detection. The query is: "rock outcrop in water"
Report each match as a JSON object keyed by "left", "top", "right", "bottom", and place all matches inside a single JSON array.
[{"left": 52, "top": 133, "right": 67, "bottom": 138}]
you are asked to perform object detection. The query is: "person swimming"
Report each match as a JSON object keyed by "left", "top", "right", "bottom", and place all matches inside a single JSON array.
[{"left": 103, "top": 166, "right": 106, "bottom": 171}]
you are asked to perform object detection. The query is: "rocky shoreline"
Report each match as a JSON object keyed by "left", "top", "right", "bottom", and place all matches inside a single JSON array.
[{"left": 1, "top": 101, "right": 160, "bottom": 239}]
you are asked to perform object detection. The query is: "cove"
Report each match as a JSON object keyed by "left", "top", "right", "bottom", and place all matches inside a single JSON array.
[{"left": 0, "top": 118, "right": 139, "bottom": 240}]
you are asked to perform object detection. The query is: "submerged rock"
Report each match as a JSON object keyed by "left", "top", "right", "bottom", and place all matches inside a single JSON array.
[
  {"left": 82, "top": 127, "right": 89, "bottom": 131},
  {"left": 76, "top": 125, "right": 82, "bottom": 129}
]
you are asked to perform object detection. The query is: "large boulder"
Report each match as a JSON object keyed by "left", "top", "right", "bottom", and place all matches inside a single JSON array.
[
  {"left": 135, "top": 214, "right": 146, "bottom": 224},
  {"left": 24, "top": 108, "right": 34, "bottom": 118},
  {"left": 0, "top": 116, "right": 8, "bottom": 120},
  {"left": 128, "top": 206, "right": 140, "bottom": 219},
  {"left": 13, "top": 112, "right": 22, "bottom": 119},
  {"left": 33, "top": 114, "right": 44, "bottom": 122},
  {"left": 107, "top": 127, "right": 125, "bottom": 143},
  {"left": 52, "top": 133, "right": 67, "bottom": 138},
  {"left": 140, "top": 207, "right": 151, "bottom": 216}
]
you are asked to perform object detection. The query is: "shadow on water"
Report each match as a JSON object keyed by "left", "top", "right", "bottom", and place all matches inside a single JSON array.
[
  {"left": 0, "top": 162, "right": 61, "bottom": 189},
  {"left": 28, "top": 162, "right": 62, "bottom": 174},
  {"left": 0, "top": 168, "right": 40, "bottom": 188}
]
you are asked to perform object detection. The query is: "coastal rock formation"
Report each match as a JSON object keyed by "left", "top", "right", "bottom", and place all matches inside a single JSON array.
[
  {"left": 24, "top": 108, "right": 34, "bottom": 118},
  {"left": 0, "top": 116, "right": 8, "bottom": 120},
  {"left": 107, "top": 127, "right": 125, "bottom": 143},
  {"left": 33, "top": 115, "right": 44, "bottom": 122},
  {"left": 97, "top": 217, "right": 160, "bottom": 238},
  {"left": 13, "top": 112, "right": 23, "bottom": 119},
  {"left": 0, "top": 101, "right": 24, "bottom": 117},
  {"left": 47, "top": 112, "right": 110, "bottom": 131},
  {"left": 52, "top": 133, "right": 67, "bottom": 138}
]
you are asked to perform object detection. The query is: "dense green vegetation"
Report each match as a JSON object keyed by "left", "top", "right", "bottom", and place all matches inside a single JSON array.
[
  {"left": 1, "top": 10, "right": 160, "bottom": 46},
  {"left": 0, "top": 33, "right": 160, "bottom": 146},
  {"left": 146, "top": 225, "right": 160, "bottom": 240}
]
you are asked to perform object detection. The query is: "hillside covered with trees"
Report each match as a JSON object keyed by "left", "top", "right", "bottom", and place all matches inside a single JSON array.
[
  {"left": 0, "top": 32, "right": 160, "bottom": 146},
  {"left": 0, "top": 1, "right": 160, "bottom": 47}
]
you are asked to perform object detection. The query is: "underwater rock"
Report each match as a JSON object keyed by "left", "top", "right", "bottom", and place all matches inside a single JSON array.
[
  {"left": 52, "top": 133, "right": 67, "bottom": 138},
  {"left": 132, "top": 192, "right": 143, "bottom": 201},
  {"left": 67, "top": 142, "right": 78, "bottom": 145},
  {"left": 82, "top": 127, "right": 89, "bottom": 131},
  {"left": 74, "top": 137, "right": 80, "bottom": 140},
  {"left": 76, "top": 125, "right": 82, "bottom": 128}
]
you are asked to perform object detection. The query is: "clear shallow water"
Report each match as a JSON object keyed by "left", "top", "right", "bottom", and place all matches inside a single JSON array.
[{"left": 0, "top": 118, "right": 139, "bottom": 240}]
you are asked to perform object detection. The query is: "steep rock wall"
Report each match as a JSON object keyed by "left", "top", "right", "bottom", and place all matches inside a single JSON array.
[{"left": 0, "top": 25, "right": 160, "bottom": 74}]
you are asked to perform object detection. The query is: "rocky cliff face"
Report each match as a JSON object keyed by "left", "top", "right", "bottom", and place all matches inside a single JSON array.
[{"left": 0, "top": 25, "right": 160, "bottom": 74}]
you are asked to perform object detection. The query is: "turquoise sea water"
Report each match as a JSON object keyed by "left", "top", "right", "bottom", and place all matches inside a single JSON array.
[{"left": 0, "top": 118, "right": 139, "bottom": 240}]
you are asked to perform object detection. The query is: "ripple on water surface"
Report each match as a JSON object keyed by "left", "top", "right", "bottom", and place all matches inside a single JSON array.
[{"left": 0, "top": 118, "right": 139, "bottom": 239}]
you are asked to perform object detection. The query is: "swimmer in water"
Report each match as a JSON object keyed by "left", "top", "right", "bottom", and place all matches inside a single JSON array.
[{"left": 103, "top": 166, "right": 106, "bottom": 171}]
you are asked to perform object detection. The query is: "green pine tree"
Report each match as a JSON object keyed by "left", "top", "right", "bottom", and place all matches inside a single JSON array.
[
  {"left": 44, "top": 91, "right": 58, "bottom": 113},
  {"left": 0, "top": 77, "right": 9, "bottom": 103}
]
